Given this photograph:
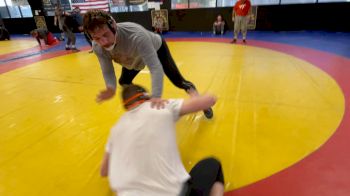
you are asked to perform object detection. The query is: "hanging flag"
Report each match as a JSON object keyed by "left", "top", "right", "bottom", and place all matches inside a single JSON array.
[{"left": 71, "top": 0, "right": 110, "bottom": 13}]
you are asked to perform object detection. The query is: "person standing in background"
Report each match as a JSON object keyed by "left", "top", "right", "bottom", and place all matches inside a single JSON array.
[
  {"left": 62, "top": 8, "right": 81, "bottom": 51},
  {"left": 54, "top": 4, "right": 65, "bottom": 41},
  {"left": 71, "top": 7, "right": 93, "bottom": 52},
  {"left": 231, "top": 0, "right": 251, "bottom": 43}
]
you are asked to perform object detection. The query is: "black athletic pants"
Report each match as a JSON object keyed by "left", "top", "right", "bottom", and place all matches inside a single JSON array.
[{"left": 118, "top": 38, "right": 196, "bottom": 92}]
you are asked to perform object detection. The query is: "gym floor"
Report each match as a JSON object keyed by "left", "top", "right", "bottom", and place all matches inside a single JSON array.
[{"left": 0, "top": 31, "right": 349, "bottom": 196}]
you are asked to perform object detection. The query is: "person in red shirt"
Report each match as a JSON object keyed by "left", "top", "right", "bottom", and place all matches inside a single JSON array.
[{"left": 231, "top": 0, "right": 251, "bottom": 43}]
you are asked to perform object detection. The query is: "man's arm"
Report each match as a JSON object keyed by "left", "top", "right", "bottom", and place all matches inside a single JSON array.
[
  {"left": 94, "top": 43, "right": 117, "bottom": 88},
  {"left": 100, "top": 152, "right": 110, "bottom": 177},
  {"left": 248, "top": 2, "right": 252, "bottom": 17},
  {"left": 36, "top": 37, "right": 41, "bottom": 46},
  {"left": 232, "top": 8, "right": 236, "bottom": 22},
  {"left": 179, "top": 94, "right": 216, "bottom": 116},
  {"left": 43, "top": 31, "right": 48, "bottom": 45},
  {"left": 93, "top": 43, "right": 117, "bottom": 102},
  {"left": 54, "top": 15, "right": 58, "bottom": 26},
  {"left": 135, "top": 33, "right": 164, "bottom": 98},
  {"left": 221, "top": 22, "right": 225, "bottom": 34}
]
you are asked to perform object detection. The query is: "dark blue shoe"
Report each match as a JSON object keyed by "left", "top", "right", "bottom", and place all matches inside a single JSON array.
[{"left": 203, "top": 107, "right": 213, "bottom": 119}]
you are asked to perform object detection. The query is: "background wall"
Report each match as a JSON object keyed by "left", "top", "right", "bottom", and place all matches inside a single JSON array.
[
  {"left": 163, "top": 3, "right": 350, "bottom": 32},
  {"left": 2, "top": 2, "right": 350, "bottom": 34}
]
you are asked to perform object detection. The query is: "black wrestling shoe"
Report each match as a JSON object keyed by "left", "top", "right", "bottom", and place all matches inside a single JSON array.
[
  {"left": 184, "top": 83, "right": 213, "bottom": 119},
  {"left": 203, "top": 107, "right": 214, "bottom": 119}
]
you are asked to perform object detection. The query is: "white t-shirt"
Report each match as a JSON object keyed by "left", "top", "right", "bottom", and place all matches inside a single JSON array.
[{"left": 106, "top": 99, "right": 190, "bottom": 196}]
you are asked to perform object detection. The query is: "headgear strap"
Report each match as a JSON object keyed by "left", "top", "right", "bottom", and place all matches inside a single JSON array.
[{"left": 123, "top": 92, "right": 149, "bottom": 110}]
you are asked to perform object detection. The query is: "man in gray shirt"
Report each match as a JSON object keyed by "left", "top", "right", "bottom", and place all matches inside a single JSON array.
[{"left": 83, "top": 10, "right": 213, "bottom": 119}]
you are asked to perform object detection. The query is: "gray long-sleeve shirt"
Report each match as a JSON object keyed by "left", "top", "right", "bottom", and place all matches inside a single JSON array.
[{"left": 93, "top": 22, "right": 163, "bottom": 97}]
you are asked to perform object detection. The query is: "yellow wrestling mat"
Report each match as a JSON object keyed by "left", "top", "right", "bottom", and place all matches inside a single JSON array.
[
  {"left": 0, "top": 39, "right": 38, "bottom": 55},
  {"left": 0, "top": 41, "right": 344, "bottom": 195}
]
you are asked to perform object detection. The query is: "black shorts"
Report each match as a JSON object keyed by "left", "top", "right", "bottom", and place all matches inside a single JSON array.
[{"left": 180, "top": 157, "right": 224, "bottom": 196}]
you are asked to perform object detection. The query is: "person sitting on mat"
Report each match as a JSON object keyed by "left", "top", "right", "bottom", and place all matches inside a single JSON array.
[
  {"left": 100, "top": 84, "right": 224, "bottom": 196},
  {"left": 213, "top": 14, "right": 225, "bottom": 35}
]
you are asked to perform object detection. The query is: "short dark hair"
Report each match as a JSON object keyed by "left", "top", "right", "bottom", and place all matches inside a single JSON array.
[
  {"left": 122, "top": 85, "right": 150, "bottom": 109},
  {"left": 83, "top": 9, "right": 113, "bottom": 34}
]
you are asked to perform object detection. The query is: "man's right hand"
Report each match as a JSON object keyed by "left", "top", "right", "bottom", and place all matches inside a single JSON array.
[
  {"left": 150, "top": 97, "right": 168, "bottom": 109},
  {"left": 96, "top": 87, "right": 115, "bottom": 103}
]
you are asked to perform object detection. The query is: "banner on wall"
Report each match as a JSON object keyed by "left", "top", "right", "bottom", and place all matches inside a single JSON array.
[
  {"left": 111, "top": 0, "right": 127, "bottom": 6},
  {"left": 151, "top": 9, "right": 168, "bottom": 31},
  {"left": 34, "top": 16, "right": 47, "bottom": 29},
  {"left": 11, "top": 0, "right": 29, "bottom": 6},
  {"left": 42, "top": 0, "right": 71, "bottom": 14},
  {"left": 247, "top": 6, "right": 258, "bottom": 30},
  {"left": 148, "top": 0, "right": 162, "bottom": 10},
  {"left": 71, "top": 0, "right": 110, "bottom": 13},
  {"left": 148, "top": 2, "right": 160, "bottom": 10},
  {"left": 126, "top": 0, "right": 147, "bottom": 6}
]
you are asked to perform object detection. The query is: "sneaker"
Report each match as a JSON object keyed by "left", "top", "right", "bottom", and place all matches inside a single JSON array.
[
  {"left": 65, "top": 47, "right": 71, "bottom": 50},
  {"left": 243, "top": 39, "right": 247, "bottom": 44},
  {"left": 231, "top": 39, "right": 237, "bottom": 44},
  {"left": 71, "top": 47, "right": 80, "bottom": 52},
  {"left": 184, "top": 83, "right": 213, "bottom": 119},
  {"left": 203, "top": 107, "right": 214, "bottom": 119}
]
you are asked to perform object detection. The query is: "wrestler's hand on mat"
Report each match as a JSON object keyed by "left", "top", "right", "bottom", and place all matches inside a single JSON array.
[
  {"left": 150, "top": 97, "right": 168, "bottom": 109},
  {"left": 96, "top": 87, "right": 115, "bottom": 103}
]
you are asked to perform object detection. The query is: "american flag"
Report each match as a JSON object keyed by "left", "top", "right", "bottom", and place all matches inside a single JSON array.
[{"left": 71, "top": 0, "right": 110, "bottom": 13}]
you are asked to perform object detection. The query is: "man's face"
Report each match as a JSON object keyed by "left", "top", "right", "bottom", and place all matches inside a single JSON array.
[
  {"left": 217, "top": 16, "right": 222, "bottom": 21},
  {"left": 32, "top": 32, "right": 38, "bottom": 38},
  {"left": 74, "top": 8, "right": 80, "bottom": 13},
  {"left": 90, "top": 25, "right": 115, "bottom": 49}
]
